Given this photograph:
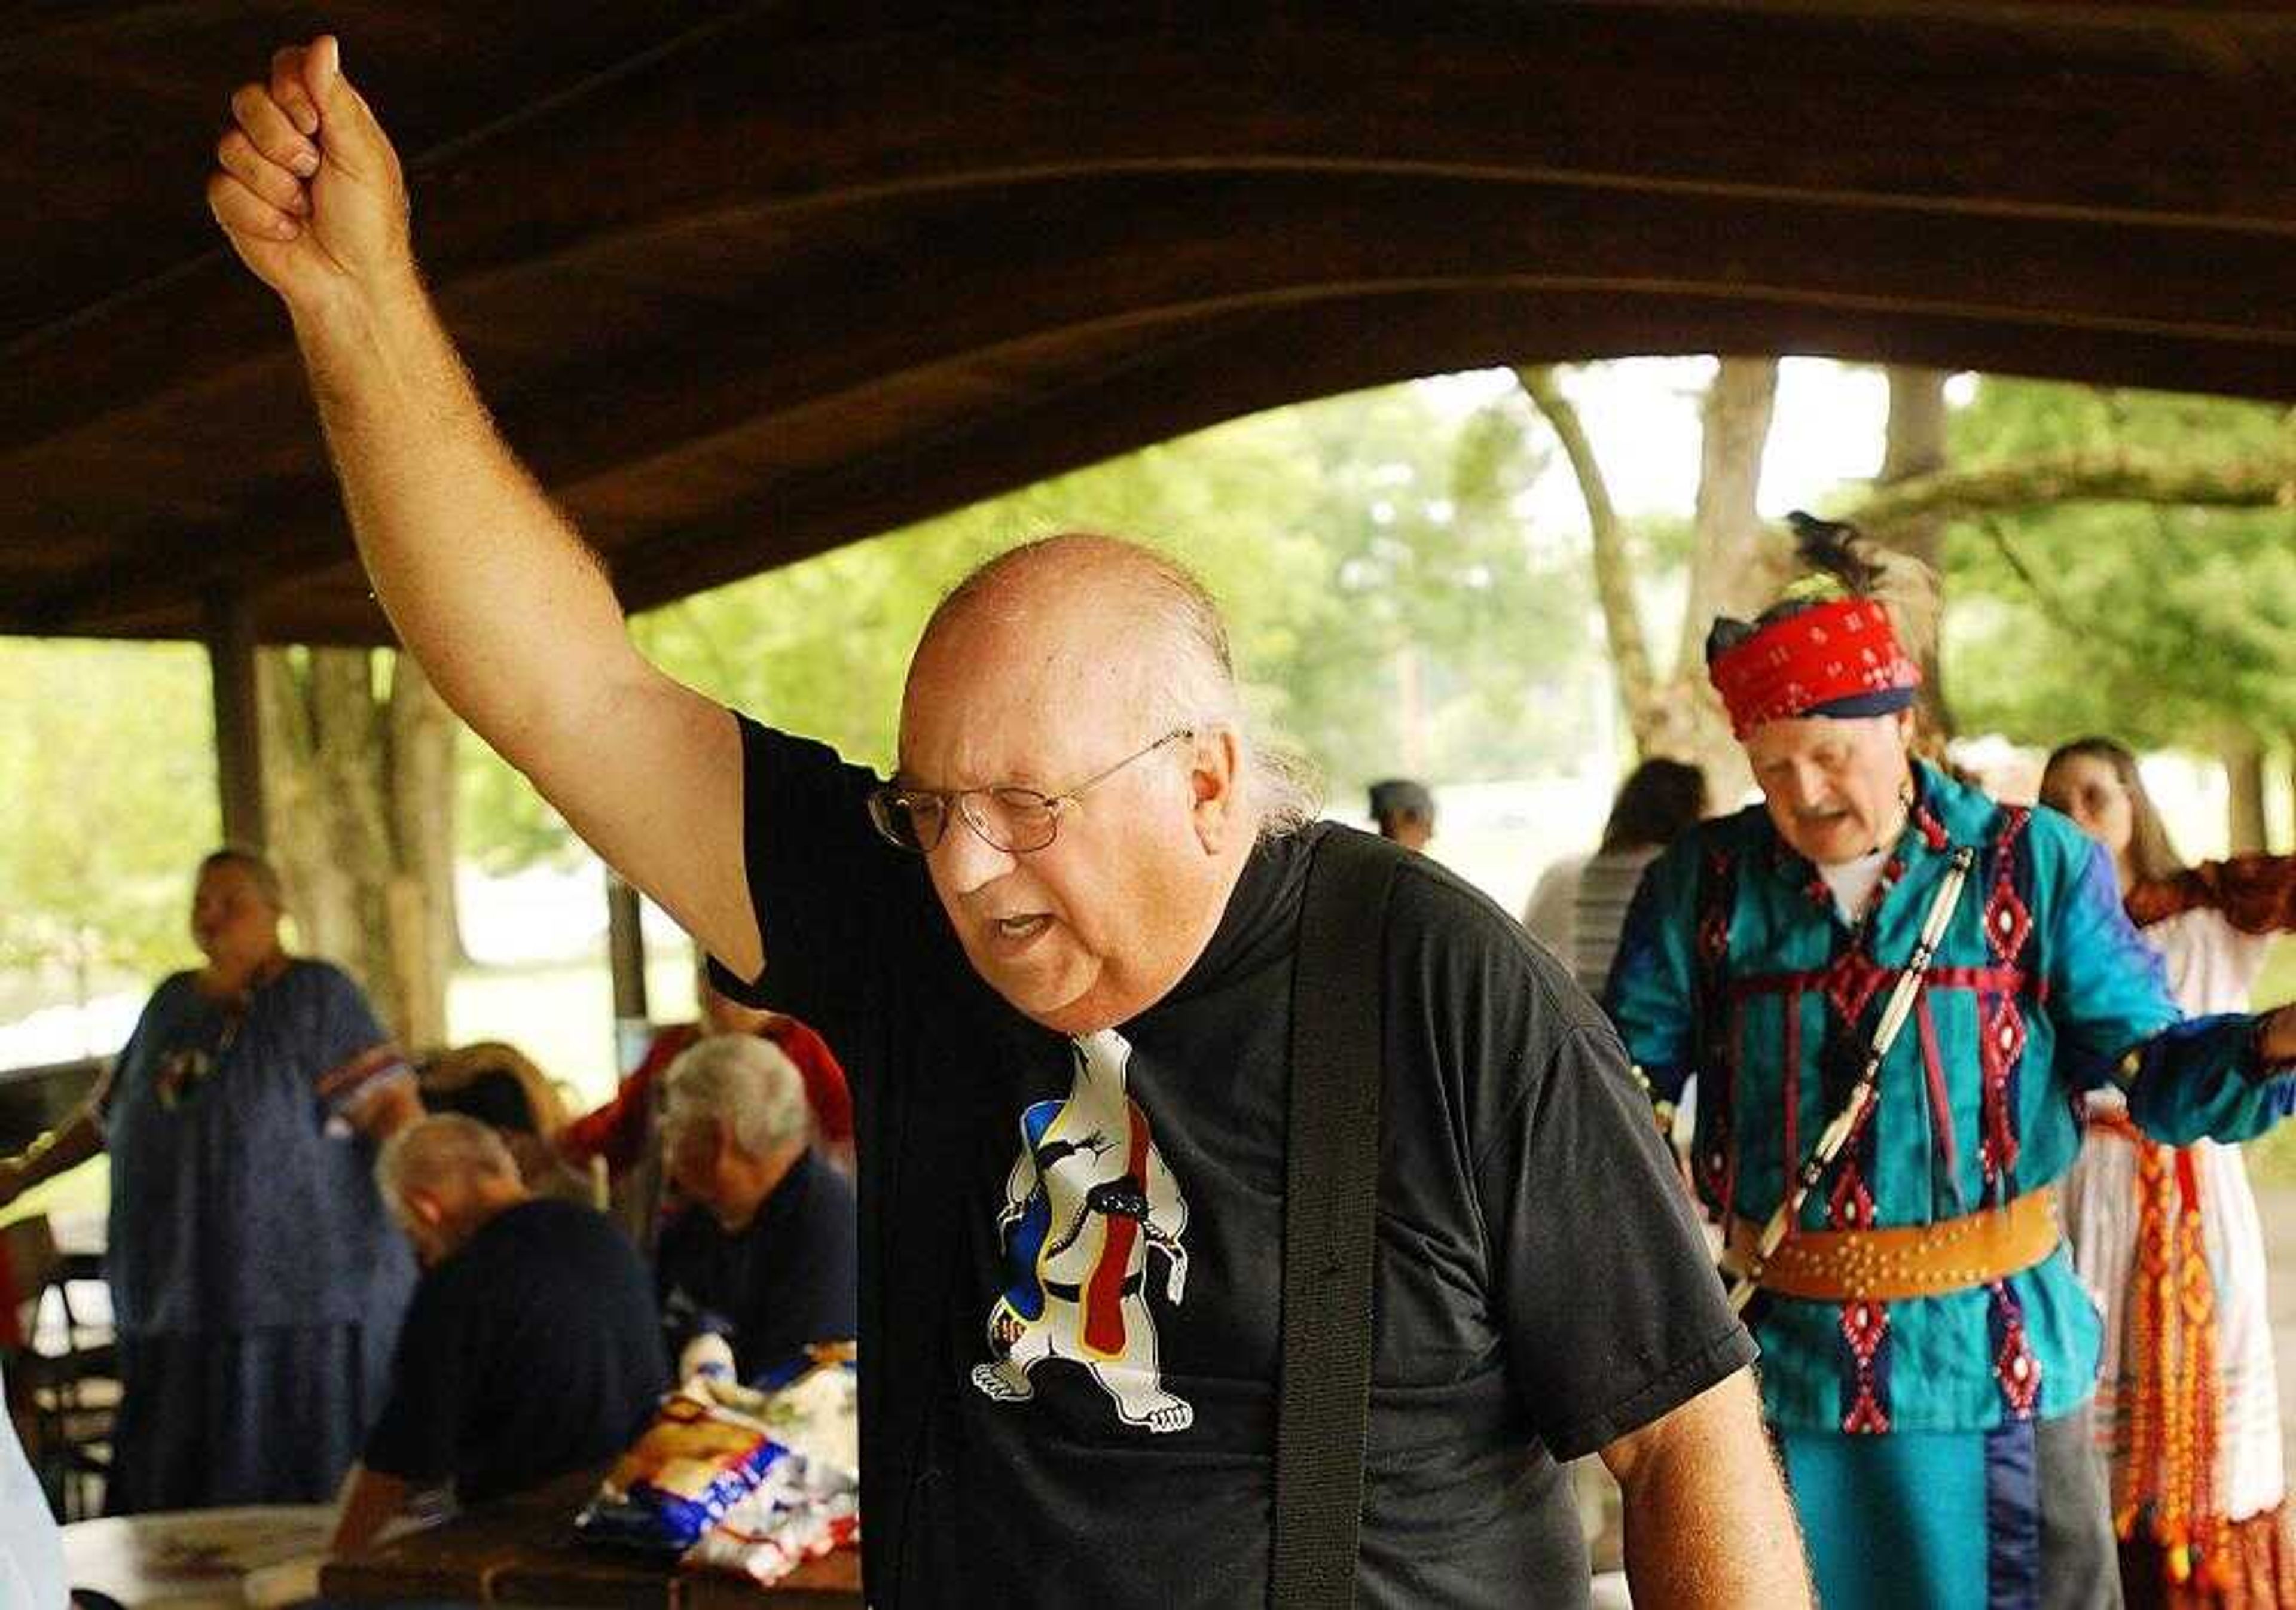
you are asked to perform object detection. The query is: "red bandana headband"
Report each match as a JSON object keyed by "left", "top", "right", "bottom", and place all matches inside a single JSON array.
[{"left": 1707, "top": 596, "right": 1922, "bottom": 739}]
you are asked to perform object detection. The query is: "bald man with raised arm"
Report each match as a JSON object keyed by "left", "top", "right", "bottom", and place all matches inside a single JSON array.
[{"left": 210, "top": 40, "right": 1809, "bottom": 1608}]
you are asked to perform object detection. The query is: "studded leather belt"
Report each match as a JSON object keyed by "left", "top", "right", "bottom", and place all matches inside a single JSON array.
[{"left": 1720, "top": 1187, "right": 2060, "bottom": 1302}]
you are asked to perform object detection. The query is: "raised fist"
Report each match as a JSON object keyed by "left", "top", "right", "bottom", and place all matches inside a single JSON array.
[{"left": 208, "top": 36, "right": 414, "bottom": 312}]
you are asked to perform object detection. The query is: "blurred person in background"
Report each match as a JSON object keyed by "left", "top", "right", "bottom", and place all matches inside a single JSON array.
[
  {"left": 0, "top": 849, "right": 419, "bottom": 1512},
  {"left": 1367, "top": 778, "right": 1436, "bottom": 852},
  {"left": 1524, "top": 759, "right": 1708, "bottom": 998},
  {"left": 654, "top": 1035, "right": 857, "bottom": 1384},
  {"left": 2044, "top": 736, "right": 2296, "bottom": 1607},
  {"left": 419, "top": 1041, "right": 592, "bottom": 1203},
  {"left": 560, "top": 947, "right": 855, "bottom": 1242}
]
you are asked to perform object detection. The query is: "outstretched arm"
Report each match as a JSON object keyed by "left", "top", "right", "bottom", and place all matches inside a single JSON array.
[
  {"left": 2045, "top": 832, "right": 2296, "bottom": 1141},
  {"left": 2125, "top": 853, "right": 2296, "bottom": 937},
  {"left": 209, "top": 39, "right": 759, "bottom": 976},
  {"left": 0, "top": 1109, "right": 105, "bottom": 1212},
  {"left": 1599, "top": 1370, "right": 1812, "bottom": 1609}
]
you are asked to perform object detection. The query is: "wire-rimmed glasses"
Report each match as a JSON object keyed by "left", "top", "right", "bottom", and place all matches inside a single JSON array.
[{"left": 866, "top": 728, "right": 1195, "bottom": 855}]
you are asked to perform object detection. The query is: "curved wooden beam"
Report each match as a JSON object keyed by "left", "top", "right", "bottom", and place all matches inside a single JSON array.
[
  {"left": 19, "top": 155, "right": 2293, "bottom": 500},
  {"left": 32, "top": 277, "right": 2289, "bottom": 642},
  {"left": 10, "top": 3, "right": 2295, "bottom": 643},
  {"left": 8, "top": 1, "right": 2292, "bottom": 446}
]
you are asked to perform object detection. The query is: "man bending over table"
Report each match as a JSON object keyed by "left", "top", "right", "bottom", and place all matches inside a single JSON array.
[{"left": 332, "top": 1115, "right": 668, "bottom": 1553}]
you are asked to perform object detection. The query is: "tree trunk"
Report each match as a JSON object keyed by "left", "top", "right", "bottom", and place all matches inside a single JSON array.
[
  {"left": 261, "top": 649, "right": 359, "bottom": 969},
  {"left": 2223, "top": 728, "right": 2268, "bottom": 855},
  {"left": 1674, "top": 359, "right": 1783, "bottom": 681},
  {"left": 1877, "top": 366, "right": 1955, "bottom": 739},
  {"left": 1519, "top": 358, "right": 1781, "bottom": 806},
  {"left": 255, "top": 647, "right": 458, "bottom": 1048},
  {"left": 1515, "top": 365, "right": 1659, "bottom": 745},
  {"left": 1664, "top": 358, "right": 1783, "bottom": 803},
  {"left": 387, "top": 656, "right": 459, "bottom": 1048},
  {"left": 311, "top": 651, "right": 402, "bottom": 1034}
]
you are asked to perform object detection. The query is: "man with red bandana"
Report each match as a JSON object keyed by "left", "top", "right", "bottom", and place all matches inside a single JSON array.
[{"left": 1606, "top": 517, "right": 2296, "bottom": 1610}]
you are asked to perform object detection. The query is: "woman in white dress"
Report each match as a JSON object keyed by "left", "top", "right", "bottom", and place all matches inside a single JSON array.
[{"left": 2044, "top": 737, "right": 2296, "bottom": 1608}]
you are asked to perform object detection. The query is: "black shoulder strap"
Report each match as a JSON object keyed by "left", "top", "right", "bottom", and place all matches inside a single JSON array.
[{"left": 1274, "top": 826, "right": 1400, "bottom": 1609}]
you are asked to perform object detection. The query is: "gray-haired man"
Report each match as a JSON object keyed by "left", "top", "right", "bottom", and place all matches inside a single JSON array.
[{"left": 654, "top": 1035, "right": 859, "bottom": 1382}]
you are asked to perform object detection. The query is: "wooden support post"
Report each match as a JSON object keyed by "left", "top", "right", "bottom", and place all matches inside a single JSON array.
[
  {"left": 203, "top": 588, "right": 268, "bottom": 852},
  {"left": 606, "top": 873, "right": 652, "bottom": 1073}
]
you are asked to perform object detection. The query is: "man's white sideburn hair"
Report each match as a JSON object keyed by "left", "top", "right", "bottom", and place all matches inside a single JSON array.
[{"left": 932, "top": 533, "right": 1324, "bottom": 837}]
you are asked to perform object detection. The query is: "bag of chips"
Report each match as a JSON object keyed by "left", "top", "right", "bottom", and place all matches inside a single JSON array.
[
  {"left": 575, "top": 1341, "right": 860, "bottom": 1581},
  {"left": 682, "top": 1347, "right": 860, "bottom": 1587},
  {"left": 573, "top": 1384, "right": 786, "bottom": 1556},
  {"left": 682, "top": 1455, "right": 858, "bottom": 1585}
]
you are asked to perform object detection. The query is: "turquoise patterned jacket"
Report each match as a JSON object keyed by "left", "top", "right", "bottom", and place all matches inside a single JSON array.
[{"left": 1605, "top": 761, "right": 2295, "bottom": 1434}]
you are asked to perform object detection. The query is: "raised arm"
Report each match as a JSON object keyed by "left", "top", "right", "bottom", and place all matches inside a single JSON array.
[
  {"left": 2044, "top": 830, "right": 2296, "bottom": 1143},
  {"left": 0, "top": 1108, "right": 105, "bottom": 1213},
  {"left": 2124, "top": 853, "right": 2296, "bottom": 937},
  {"left": 208, "top": 38, "right": 760, "bottom": 976}
]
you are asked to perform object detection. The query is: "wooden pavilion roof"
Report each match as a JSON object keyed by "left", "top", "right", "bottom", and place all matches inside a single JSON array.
[{"left": 6, "top": 2, "right": 2293, "bottom": 645}]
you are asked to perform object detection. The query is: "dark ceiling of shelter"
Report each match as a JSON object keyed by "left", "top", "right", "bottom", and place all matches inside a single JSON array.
[{"left": 5, "top": 2, "right": 2292, "bottom": 645}]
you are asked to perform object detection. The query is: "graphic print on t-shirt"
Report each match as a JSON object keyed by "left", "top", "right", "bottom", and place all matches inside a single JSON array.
[{"left": 972, "top": 1027, "right": 1195, "bottom": 1432}]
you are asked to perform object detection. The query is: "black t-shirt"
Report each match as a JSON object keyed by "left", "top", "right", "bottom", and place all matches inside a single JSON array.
[
  {"left": 718, "top": 718, "right": 1754, "bottom": 1608},
  {"left": 362, "top": 1197, "right": 667, "bottom": 1505},
  {"left": 654, "top": 1148, "right": 859, "bottom": 1382}
]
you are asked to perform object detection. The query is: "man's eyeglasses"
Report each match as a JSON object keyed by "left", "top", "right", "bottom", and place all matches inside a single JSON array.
[{"left": 866, "top": 729, "right": 1196, "bottom": 855}]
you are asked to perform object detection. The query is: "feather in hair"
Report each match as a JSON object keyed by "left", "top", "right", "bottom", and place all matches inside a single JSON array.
[{"left": 1782, "top": 510, "right": 1939, "bottom": 666}]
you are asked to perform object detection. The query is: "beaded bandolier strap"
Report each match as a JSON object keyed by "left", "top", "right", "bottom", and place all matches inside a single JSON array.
[
  {"left": 1723, "top": 843, "right": 1974, "bottom": 1318},
  {"left": 1690, "top": 847, "right": 1741, "bottom": 1219}
]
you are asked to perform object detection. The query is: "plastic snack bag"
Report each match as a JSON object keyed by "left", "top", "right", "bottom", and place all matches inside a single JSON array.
[
  {"left": 680, "top": 1345, "right": 860, "bottom": 1587},
  {"left": 573, "top": 1382, "right": 784, "bottom": 1556},
  {"left": 682, "top": 1456, "right": 859, "bottom": 1585}
]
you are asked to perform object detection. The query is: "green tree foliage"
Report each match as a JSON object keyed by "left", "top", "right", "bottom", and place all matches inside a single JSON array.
[
  {"left": 511, "top": 380, "right": 1599, "bottom": 864},
  {"left": 0, "top": 641, "right": 218, "bottom": 1008},
  {"left": 2, "top": 381, "right": 1603, "bottom": 1001},
  {"left": 1257, "top": 383, "right": 1590, "bottom": 787},
  {"left": 1938, "top": 381, "right": 2296, "bottom": 749}
]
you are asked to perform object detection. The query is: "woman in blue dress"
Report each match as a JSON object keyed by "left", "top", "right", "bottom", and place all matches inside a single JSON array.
[{"left": 0, "top": 849, "right": 420, "bottom": 1512}]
